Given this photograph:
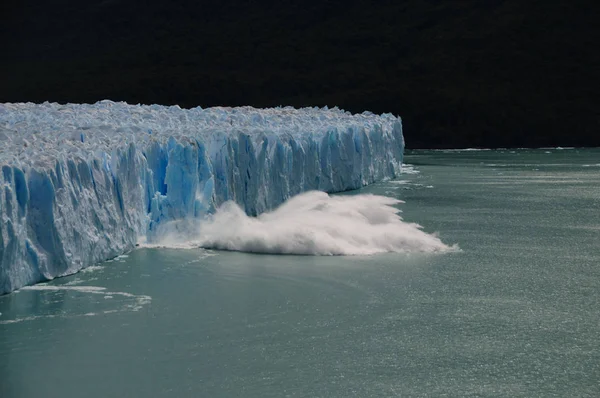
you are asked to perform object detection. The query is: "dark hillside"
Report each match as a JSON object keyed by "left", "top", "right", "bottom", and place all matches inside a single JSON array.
[{"left": 1, "top": 0, "right": 598, "bottom": 148}]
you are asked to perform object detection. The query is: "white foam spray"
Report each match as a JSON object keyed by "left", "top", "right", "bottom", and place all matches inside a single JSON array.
[{"left": 148, "top": 191, "right": 457, "bottom": 255}]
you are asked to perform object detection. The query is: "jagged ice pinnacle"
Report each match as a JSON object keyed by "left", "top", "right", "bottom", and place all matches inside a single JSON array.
[{"left": 0, "top": 101, "right": 404, "bottom": 294}]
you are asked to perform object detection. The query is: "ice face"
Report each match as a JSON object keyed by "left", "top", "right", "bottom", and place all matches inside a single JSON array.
[{"left": 0, "top": 101, "right": 404, "bottom": 294}]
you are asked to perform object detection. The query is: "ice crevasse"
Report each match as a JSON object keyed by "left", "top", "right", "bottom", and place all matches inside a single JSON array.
[{"left": 0, "top": 101, "right": 404, "bottom": 294}]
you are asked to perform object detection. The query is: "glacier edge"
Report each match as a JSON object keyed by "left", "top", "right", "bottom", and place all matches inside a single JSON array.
[{"left": 0, "top": 102, "right": 404, "bottom": 294}]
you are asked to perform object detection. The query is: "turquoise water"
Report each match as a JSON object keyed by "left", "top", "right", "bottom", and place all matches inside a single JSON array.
[{"left": 1, "top": 148, "right": 599, "bottom": 397}]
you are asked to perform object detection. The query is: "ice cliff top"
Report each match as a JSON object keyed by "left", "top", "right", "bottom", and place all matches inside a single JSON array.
[{"left": 0, "top": 101, "right": 401, "bottom": 168}]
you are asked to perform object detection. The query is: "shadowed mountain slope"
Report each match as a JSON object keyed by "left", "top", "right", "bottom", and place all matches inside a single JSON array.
[{"left": 1, "top": 0, "right": 598, "bottom": 148}]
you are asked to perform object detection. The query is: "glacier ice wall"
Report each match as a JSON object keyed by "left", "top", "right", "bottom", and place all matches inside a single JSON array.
[{"left": 0, "top": 101, "right": 404, "bottom": 294}]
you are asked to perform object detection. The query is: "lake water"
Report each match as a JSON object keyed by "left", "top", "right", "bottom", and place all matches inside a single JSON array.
[{"left": 1, "top": 148, "right": 599, "bottom": 397}]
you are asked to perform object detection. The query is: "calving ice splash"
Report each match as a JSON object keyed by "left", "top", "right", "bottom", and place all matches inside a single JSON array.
[
  {"left": 0, "top": 100, "right": 444, "bottom": 294},
  {"left": 148, "top": 191, "right": 454, "bottom": 255}
]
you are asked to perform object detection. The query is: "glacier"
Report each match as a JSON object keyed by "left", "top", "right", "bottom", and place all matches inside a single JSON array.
[{"left": 0, "top": 101, "right": 404, "bottom": 294}]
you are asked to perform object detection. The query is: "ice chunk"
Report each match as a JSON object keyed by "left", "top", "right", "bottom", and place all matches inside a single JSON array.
[{"left": 0, "top": 101, "right": 404, "bottom": 294}]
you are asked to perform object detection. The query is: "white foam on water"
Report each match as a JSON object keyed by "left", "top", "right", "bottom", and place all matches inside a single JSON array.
[
  {"left": 388, "top": 180, "right": 411, "bottom": 185},
  {"left": 64, "top": 278, "right": 84, "bottom": 286},
  {"left": 486, "top": 163, "right": 578, "bottom": 167},
  {"left": 21, "top": 285, "right": 107, "bottom": 293},
  {"left": 0, "top": 285, "right": 152, "bottom": 324},
  {"left": 439, "top": 148, "right": 492, "bottom": 152},
  {"left": 80, "top": 266, "right": 105, "bottom": 274},
  {"left": 0, "top": 314, "right": 59, "bottom": 324},
  {"left": 401, "top": 164, "right": 420, "bottom": 175},
  {"left": 150, "top": 191, "right": 458, "bottom": 255}
]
